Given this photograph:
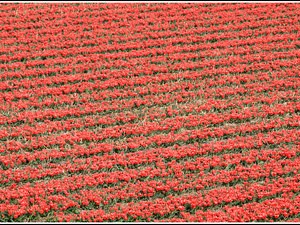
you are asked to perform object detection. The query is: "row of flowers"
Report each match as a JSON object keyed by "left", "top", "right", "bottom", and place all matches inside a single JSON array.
[
  {"left": 1, "top": 96, "right": 299, "bottom": 156},
  {"left": 1, "top": 88, "right": 298, "bottom": 140},
  {"left": 1, "top": 127, "right": 299, "bottom": 185},
  {"left": 1, "top": 70, "right": 299, "bottom": 124},
  {"left": 2, "top": 159, "right": 300, "bottom": 221},
  {"left": 1, "top": 40, "right": 299, "bottom": 97},
  {"left": 1, "top": 19, "right": 298, "bottom": 67}
]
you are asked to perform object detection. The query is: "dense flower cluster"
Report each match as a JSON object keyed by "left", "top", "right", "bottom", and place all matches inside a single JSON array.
[{"left": 0, "top": 2, "right": 300, "bottom": 222}]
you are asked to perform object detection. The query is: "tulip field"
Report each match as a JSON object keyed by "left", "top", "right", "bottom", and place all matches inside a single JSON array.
[{"left": 1, "top": 3, "right": 300, "bottom": 222}]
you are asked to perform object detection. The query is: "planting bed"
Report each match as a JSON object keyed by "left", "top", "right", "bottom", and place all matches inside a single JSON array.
[{"left": 0, "top": 3, "right": 300, "bottom": 222}]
